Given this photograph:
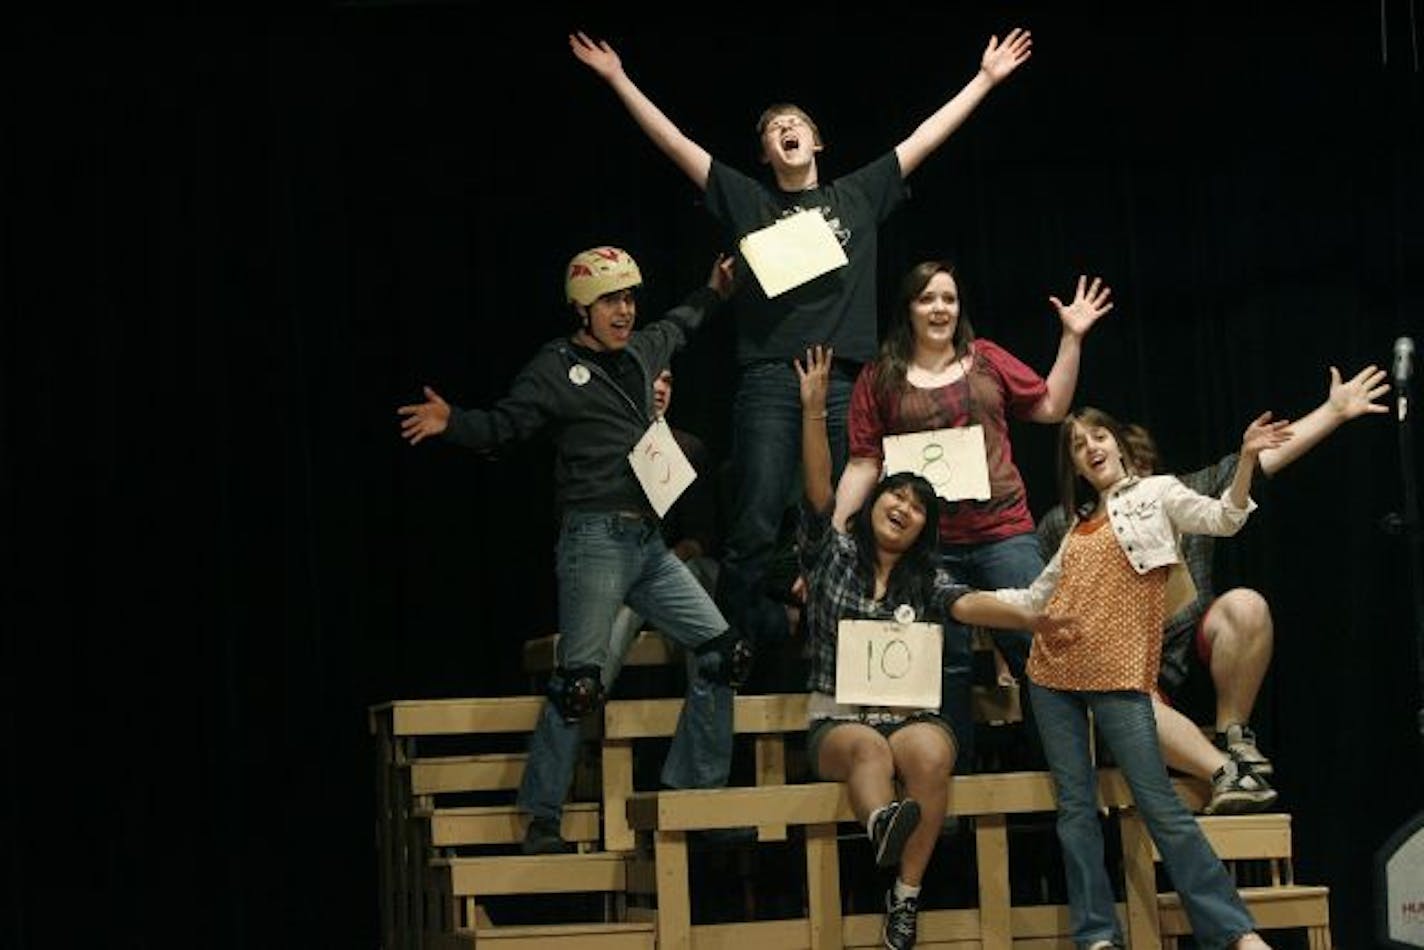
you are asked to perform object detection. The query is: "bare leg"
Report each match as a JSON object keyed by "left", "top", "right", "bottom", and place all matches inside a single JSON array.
[
  {"left": 1202, "top": 588, "right": 1273, "bottom": 731},
  {"left": 1153, "top": 693, "right": 1228, "bottom": 782},
  {"left": 815, "top": 722, "right": 896, "bottom": 823},
  {"left": 887, "top": 722, "right": 956, "bottom": 886}
]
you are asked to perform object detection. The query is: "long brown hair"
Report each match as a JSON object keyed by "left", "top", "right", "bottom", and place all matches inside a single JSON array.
[
  {"left": 1056, "top": 407, "right": 1141, "bottom": 519},
  {"left": 872, "top": 261, "right": 977, "bottom": 400}
]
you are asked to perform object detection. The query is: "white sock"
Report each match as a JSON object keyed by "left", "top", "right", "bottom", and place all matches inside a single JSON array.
[
  {"left": 893, "top": 879, "right": 921, "bottom": 903},
  {"left": 866, "top": 804, "right": 888, "bottom": 836}
]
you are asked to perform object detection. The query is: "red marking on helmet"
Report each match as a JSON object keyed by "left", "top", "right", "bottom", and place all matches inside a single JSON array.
[
  {"left": 592, "top": 248, "right": 622, "bottom": 261},
  {"left": 569, "top": 263, "right": 594, "bottom": 277}
]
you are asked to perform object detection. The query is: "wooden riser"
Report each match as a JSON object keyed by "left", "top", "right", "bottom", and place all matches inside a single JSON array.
[
  {"left": 425, "top": 803, "right": 601, "bottom": 848},
  {"left": 435, "top": 852, "right": 629, "bottom": 897},
  {"left": 429, "top": 922, "right": 655, "bottom": 949},
  {"left": 1159, "top": 885, "right": 1332, "bottom": 941},
  {"left": 411, "top": 753, "right": 528, "bottom": 794}
]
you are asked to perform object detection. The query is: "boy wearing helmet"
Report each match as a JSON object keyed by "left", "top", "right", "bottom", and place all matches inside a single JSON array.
[
  {"left": 570, "top": 28, "right": 1033, "bottom": 680},
  {"left": 399, "top": 248, "right": 743, "bottom": 854}
]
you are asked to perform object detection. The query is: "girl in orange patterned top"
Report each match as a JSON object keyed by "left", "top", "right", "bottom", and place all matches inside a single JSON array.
[{"left": 992, "top": 406, "right": 1291, "bottom": 950}]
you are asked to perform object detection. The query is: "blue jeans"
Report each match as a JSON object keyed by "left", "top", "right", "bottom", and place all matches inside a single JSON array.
[
  {"left": 517, "top": 512, "right": 734, "bottom": 823},
  {"left": 1029, "top": 684, "right": 1254, "bottom": 949},
  {"left": 717, "top": 360, "right": 854, "bottom": 652},
  {"left": 939, "top": 532, "right": 1043, "bottom": 769},
  {"left": 605, "top": 557, "right": 719, "bottom": 690}
]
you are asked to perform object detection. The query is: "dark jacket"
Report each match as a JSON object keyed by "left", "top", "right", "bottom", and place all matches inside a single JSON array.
[{"left": 443, "top": 286, "right": 722, "bottom": 516}]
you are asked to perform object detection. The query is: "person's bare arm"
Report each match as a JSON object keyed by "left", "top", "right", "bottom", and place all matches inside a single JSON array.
[
  {"left": 832, "top": 457, "right": 880, "bottom": 532},
  {"left": 894, "top": 28, "right": 1032, "bottom": 176},
  {"left": 1258, "top": 364, "right": 1389, "bottom": 477},
  {"left": 796, "top": 346, "right": 835, "bottom": 514},
  {"left": 570, "top": 32, "right": 712, "bottom": 189},
  {"left": 1028, "top": 275, "right": 1114, "bottom": 422}
]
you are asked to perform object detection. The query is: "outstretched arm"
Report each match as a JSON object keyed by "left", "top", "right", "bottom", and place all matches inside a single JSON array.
[
  {"left": 570, "top": 32, "right": 713, "bottom": 189},
  {"left": 1258, "top": 364, "right": 1389, "bottom": 477},
  {"left": 894, "top": 28, "right": 1032, "bottom": 177},
  {"left": 1228, "top": 412, "right": 1294, "bottom": 509},
  {"left": 832, "top": 457, "right": 880, "bottom": 532},
  {"left": 796, "top": 345, "right": 835, "bottom": 514},
  {"left": 1028, "top": 275, "right": 1114, "bottom": 423},
  {"left": 952, "top": 591, "right": 1070, "bottom": 637}
]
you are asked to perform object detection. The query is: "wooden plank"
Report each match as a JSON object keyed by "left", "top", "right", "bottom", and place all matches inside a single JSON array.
[
  {"left": 474, "top": 922, "right": 655, "bottom": 948},
  {"left": 841, "top": 906, "right": 984, "bottom": 945},
  {"left": 602, "top": 741, "right": 636, "bottom": 852},
  {"left": 438, "top": 852, "right": 627, "bottom": 896},
  {"left": 687, "top": 919, "right": 812, "bottom": 949},
  {"left": 653, "top": 832, "right": 692, "bottom": 950},
  {"left": 524, "top": 630, "right": 681, "bottom": 674},
  {"left": 627, "top": 772, "right": 1069, "bottom": 832},
  {"left": 390, "top": 697, "right": 547, "bottom": 736},
  {"left": 410, "top": 753, "right": 527, "bottom": 794},
  {"left": 804, "top": 823, "right": 840, "bottom": 950},
  {"left": 427, "top": 802, "right": 600, "bottom": 846},
  {"left": 1119, "top": 809, "right": 1163, "bottom": 950},
  {"left": 1158, "top": 885, "right": 1331, "bottom": 934},
  {"left": 753, "top": 734, "right": 788, "bottom": 841},
  {"left": 604, "top": 694, "right": 808, "bottom": 739},
  {"left": 1146, "top": 813, "right": 1293, "bottom": 862},
  {"left": 974, "top": 813, "right": 1011, "bottom": 950}
]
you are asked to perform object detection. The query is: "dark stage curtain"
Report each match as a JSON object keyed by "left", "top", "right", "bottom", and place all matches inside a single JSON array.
[{"left": 3, "top": 6, "right": 1420, "bottom": 948}]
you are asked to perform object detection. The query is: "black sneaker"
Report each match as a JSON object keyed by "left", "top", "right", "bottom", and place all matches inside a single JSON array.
[
  {"left": 1215, "top": 723, "right": 1273, "bottom": 776},
  {"left": 869, "top": 799, "right": 921, "bottom": 869},
  {"left": 1202, "top": 758, "right": 1278, "bottom": 816},
  {"left": 882, "top": 889, "right": 919, "bottom": 950},
  {"left": 520, "top": 816, "right": 572, "bottom": 854}
]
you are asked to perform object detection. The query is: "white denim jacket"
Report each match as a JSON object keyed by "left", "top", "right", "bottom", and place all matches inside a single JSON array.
[{"left": 996, "top": 474, "right": 1256, "bottom": 618}]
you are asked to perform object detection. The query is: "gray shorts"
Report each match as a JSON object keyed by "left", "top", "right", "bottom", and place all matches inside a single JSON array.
[{"left": 805, "top": 711, "right": 957, "bottom": 780}]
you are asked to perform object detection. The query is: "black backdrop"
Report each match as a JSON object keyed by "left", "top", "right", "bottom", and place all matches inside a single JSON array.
[{"left": 3, "top": 4, "right": 1422, "bottom": 948}]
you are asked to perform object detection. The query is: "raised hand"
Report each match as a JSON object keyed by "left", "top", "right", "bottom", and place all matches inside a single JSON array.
[
  {"left": 1049, "top": 275, "right": 1114, "bottom": 338},
  {"left": 707, "top": 253, "right": 736, "bottom": 300},
  {"left": 397, "top": 386, "right": 451, "bottom": 445},
  {"left": 1326, "top": 364, "right": 1390, "bottom": 420},
  {"left": 1240, "top": 411, "right": 1293, "bottom": 458},
  {"left": 981, "top": 27, "right": 1033, "bottom": 85},
  {"left": 793, "top": 344, "right": 833, "bottom": 415},
  {"left": 569, "top": 32, "right": 623, "bottom": 81}
]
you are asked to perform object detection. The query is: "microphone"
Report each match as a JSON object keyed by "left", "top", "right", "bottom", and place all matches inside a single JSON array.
[{"left": 1395, "top": 336, "right": 1415, "bottom": 422}]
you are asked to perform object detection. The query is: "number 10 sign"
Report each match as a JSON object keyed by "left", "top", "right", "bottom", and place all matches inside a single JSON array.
[{"left": 834, "top": 619, "right": 943, "bottom": 709}]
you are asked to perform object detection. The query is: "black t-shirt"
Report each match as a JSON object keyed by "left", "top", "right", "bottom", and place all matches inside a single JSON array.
[
  {"left": 570, "top": 342, "right": 644, "bottom": 409},
  {"left": 704, "top": 152, "right": 907, "bottom": 365}
]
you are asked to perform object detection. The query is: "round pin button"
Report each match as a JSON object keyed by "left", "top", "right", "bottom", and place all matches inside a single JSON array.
[
  {"left": 894, "top": 604, "right": 916, "bottom": 625},
  {"left": 568, "top": 364, "right": 591, "bottom": 386}
]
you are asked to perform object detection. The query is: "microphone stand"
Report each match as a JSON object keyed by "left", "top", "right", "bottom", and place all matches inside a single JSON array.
[
  {"left": 1398, "top": 377, "right": 1424, "bottom": 746},
  {"left": 1375, "top": 375, "right": 1424, "bottom": 950}
]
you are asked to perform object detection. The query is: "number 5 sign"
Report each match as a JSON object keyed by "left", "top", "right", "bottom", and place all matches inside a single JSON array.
[
  {"left": 628, "top": 417, "right": 697, "bottom": 517},
  {"left": 834, "top": 619, "right": 943, "bottom": 709}
]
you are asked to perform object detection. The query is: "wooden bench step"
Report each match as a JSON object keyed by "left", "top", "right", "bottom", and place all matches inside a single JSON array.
[
  {"left": 428, "top": 920, "right": 655, "bottom": 949},
  {"left": 524, "top": 631, "right": 680, "bottom": 674},
  {"left": 423, "top": 803, "right": 600, "bottom": 847},
  {"left": 433, "top": 852, "right": 630, "bottom": 896},
  {"left": 410, "top": 753, "right": 528, "bottom": 794},
  {"left": 604, "top": 693, "right": 809, "bottom": 738},
  {"left": 1147, "top": 812, "right": 1293, "bottom": 863},
  {"left": 376, "top": 697, "right": 548, "bottom": 737},
  {"left": 625, "top": 770, "right": 1207, "bottom": 831},
  {"left": 526, "top": 628, "right": 1006, "bottom": 675},
  {"left": 1159, "top": 884, "right": 1331, "bottom": 934}
]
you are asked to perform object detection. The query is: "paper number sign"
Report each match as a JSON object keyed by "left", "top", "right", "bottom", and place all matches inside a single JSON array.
[{"left": 834, "top": 619, "right": 943, "bottom": 709}]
